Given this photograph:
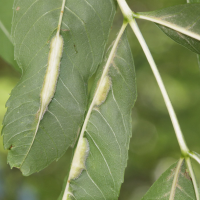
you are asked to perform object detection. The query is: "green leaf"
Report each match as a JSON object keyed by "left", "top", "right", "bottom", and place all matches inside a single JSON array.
[
  {"left": 0, "top": 0, "right": 20, "bottom": 71},
  {"left": 156, "top": 25, "right": 200, "bottom": 54},
  {"left": 2, "top": 0, "right": 117, "bottom": 176},
  {"left": 141, "top": 159, "right": 197, "bottom": 200},
  {"left": 187, "top": 0, "right": 200, "bottom": 69},
  {"left": 137, "top": 4, "right": 200, "bottom": 54},
  {"left": 59, "top": 28, "right": 137, "bottom": 200}
]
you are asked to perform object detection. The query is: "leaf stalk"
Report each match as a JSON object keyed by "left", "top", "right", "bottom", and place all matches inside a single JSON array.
[
  {"left": 129, "top": 18, "right": 190, "bottom": 156},
  {"left": 116, "top": 0, "right": 190, "bottom": 157}
]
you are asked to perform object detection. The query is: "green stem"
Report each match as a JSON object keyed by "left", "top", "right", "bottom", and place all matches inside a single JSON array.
[
  {"left": 116, "top": 0, "right": 133, "bottom": 21},
  {"left": 189, "top": 151, "right": 200, "bottom": 165},
  {"left": 116, "top": 0, "right": 189, "bottom": 156},
  {"left": 129, "top": 19, "right": 189, "bottom": 155}
]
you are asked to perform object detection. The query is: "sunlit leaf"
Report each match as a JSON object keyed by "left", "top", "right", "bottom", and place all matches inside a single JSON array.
[
  {"left": 59, "top": 30, "right": 137, "bottom": 200},
  {"left": 2, "top": 0, "right": 117, "bottom": 176}
]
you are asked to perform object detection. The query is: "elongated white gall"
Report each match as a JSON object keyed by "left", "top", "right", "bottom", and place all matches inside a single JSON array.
[
  {"left": 40, "top": 35, "right": 63, "bottom": 118},
  {"left": 69, "top": 137, "right": 89, "bottom": 180},
  {"left": 94, "top": 76, "right": 111, "bottom": 106}
]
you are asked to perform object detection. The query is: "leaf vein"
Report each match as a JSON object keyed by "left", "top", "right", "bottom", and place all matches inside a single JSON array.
[
  {"left": 94, "top": 109, "right": 122, "bottom": 158},
  {"left": 64, "top": 5, "right": 95, "bottom": 72},
  {"left": 17, "top": 7, "right": 60, "bottom": 62},
  {"left": 86, "top": 171, "right": 106, "bottom": 200},
  {"left": 86, "top": 130, "right": 116, "bottom": 190}
]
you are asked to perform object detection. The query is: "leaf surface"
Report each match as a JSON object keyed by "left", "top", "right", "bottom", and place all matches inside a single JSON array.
[
  {"left": 137, "top": 4, "right": 200, "bottom": 54},
  {"left": 141, "top": 159, "right": 196, "bottom": 200},
  {"left": 59, "top": 30, "right": 137, "bottom": 200},
  {"left": 2, "top": 0, "right": 117, "bottom": 176},
  {"left": 0, "top": 0, "right": 19, "bottom": 71},
  {"left": 187, "top": 0, "right": 200, "bottom": 69}
]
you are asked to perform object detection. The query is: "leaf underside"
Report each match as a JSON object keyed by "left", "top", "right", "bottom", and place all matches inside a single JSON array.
[
  {"left": 138, "top": 4, "right": 200, "bottom": 54},
  {"left": 156, "top": 24, "right": 200, "bottom": 54},
  {"left": 141, "top": 160, "right": 196, "bottom": 200},
  {"left": 2, "top": 0, "right": 117, "bottom": 176},
  {"left": 59, "top": 31, "right": 137, "bottom": 200}
]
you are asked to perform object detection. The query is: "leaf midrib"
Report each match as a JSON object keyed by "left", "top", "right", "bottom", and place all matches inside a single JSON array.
[
  {"left": 19, "top": 0, "right": 67, "bottom": 169},
  {"left": 169, "top": 158, "right": 184, "bottom": 200},
  {"left": 61, "top": 22, "right": 128, "bottom": 199}
]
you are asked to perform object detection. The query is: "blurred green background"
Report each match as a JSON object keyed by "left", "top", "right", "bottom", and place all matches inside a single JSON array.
[{"left": 1, "top": 0, "right": 200, "bottom": 199}]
